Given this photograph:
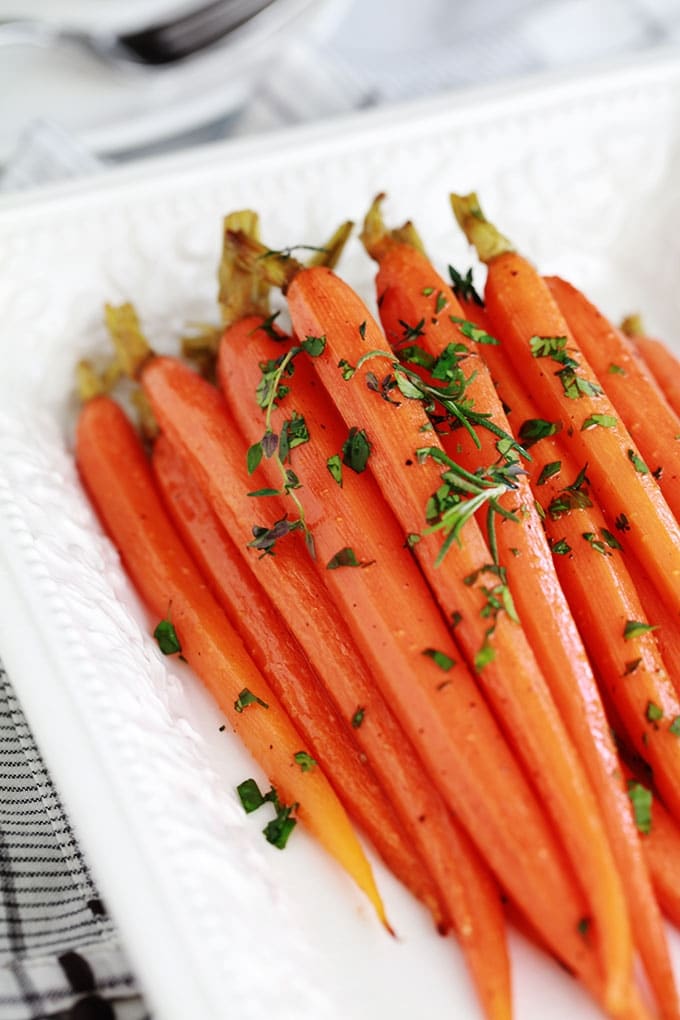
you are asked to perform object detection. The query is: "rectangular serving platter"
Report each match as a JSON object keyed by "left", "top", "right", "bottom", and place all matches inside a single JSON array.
[{"left": 1, "top": 53, "right": 680, "bottom": 1020}]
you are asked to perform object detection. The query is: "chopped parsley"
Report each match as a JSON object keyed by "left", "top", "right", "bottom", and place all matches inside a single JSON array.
[
  {"left": 399, "top": 318, "right": 426, "bottom": 342},
  {"left": 326, "top": 454, "right": 343, "bottom": 486},
  {"left": 607, "top": 363, "right": 626, "bottom": 375},
  {"left": 627, "top": 449, "right": 649, "bottom": 474},
  {"left": 646, "top": 701, "right": 663, "bottom": 724},
  {"left": 529, "top": 334, "right": 603, "bottom": 400},
  {"left": 278, "top": 412, "right": 309, "bottom": 463},
  {"left": 623, "top": 620, "right": 659, "bottom": 641},
  {"left": 582, "top": 532, "right": 611, "bottom": 556},
  {"left": 293, "top": 751, "right": 317, "bottom": 772},
  {"left": 300, "top": 335, "right": 327, "bottom": 357},
  {"left": 551, "top": 538, "right": 571, "bottom": 556},
  {"left": 235, "top": 780, "right": 299, "bottom": 849},
  {"left": 326, "top": 547, "right": 374, "bottom": 570},
  {"left": 670, "top": 716, "right": 680, "bottom": 736},
  {"left": 422, "top": 648, "right": 456, "bottom": 671},
  {"left": 450, "top": 316, "right": 499, "bottom": 346},
  {"left": 518, "top": 418, "right": 562, "bottom": 448},
  {"left": 627, "top": 781, "right": 652, "bottom": 835},
  {"left": 237, "top": 778, "right": 266, "bottom": 814},
  {"left": 623, "top": 658, "right": 642, "bottom": 675},
  {"left": 536, "top": 460, "right": 562, "bottom": 486},
  {"left": 581, "top": 413, "right": 618, "bottom": 431},
  {"left": 448, "top": 265, "right": 484, "bottom": 307},
  {"left": 153, "top": 618, "right": 182, "bottom": 656},
  {"left": 342, "top": 427, "right": 372, "bottom": 473},
  {"left": 351, "top": 707, "right": 365, "bottom": 729},
  {"left": 234, "top": 688, "right": 269, "bottom": 713}
]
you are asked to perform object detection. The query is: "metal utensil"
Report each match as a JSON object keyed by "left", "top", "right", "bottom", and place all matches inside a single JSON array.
[{"left": 0, "top": 0, "right": 279, "bottom": 66}]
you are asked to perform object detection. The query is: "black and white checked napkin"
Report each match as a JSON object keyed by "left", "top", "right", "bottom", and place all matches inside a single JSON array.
[{"left": 0, "top": 666, "right": 147, "bottom": 1020}]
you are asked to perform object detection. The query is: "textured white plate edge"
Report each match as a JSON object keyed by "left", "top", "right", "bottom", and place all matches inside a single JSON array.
[{"left": 2, "top": 46, "right": 680, "bottom": 219}]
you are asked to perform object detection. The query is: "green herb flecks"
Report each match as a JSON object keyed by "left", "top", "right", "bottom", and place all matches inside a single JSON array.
[
  {"left": 518, "top": 418, "right": 562, "bottom": 448},
  {"left": 582, "top": 532, "right": 611, "bottom": 556},
  {"left": 551, "top": 538, "right": 571, "bottom": 555},
  {"left": 448, "top": 265, "right": 484, "bottom": 307},
  {"left": 623, "top": 620, "right": 659, "bottom": 641},
  {"left": 627, "top": 781, "right": 652, "bottom": 835},
  {"left": 464, "top": 563, "right": 520, "bottom": 672},
  {"left": 536, "top": 461, "right": 562, "bottom": 486},
  {"left": 422, "top": 648, "right": 456, "bottom": 671},
  {"left": 581, "top": 413, "right": 618, "bottom": 431},
  {"left": 237, "top": 778, "right": 265, "bottom": 813},
  {"left": 646, "top": 701, "right": 663, "bottom": 724},
  {"left": 153, "top": 618, "right": 182, "bottom": 656},
  {"left": 342, "top": 427, "right": 372, "bottom": 473},
  {"left": 547, "top": 464, "right": 592, "bottom": 520},
  {"left": 351, "top": 707, "right": 365, "bottom": 729},
  {"left": 417, "top": 446, "right": 524, "bottom": 566},
  {"left": 326, "top": 454, "right": 343, "bottom": 486},
  {"left": 234, "top": 688, "right": 269, "bottom": 713},
  {"left": 529, "top": 334, "right": 603, "bottom": 400},
  {"left": 235, "top": 780, "right": 299, "bottom": 849},
  {"left": 293, "top": 751, "right": 317, "bottom": 772},
  {"left": 326, "top": 547, "right": 375, "bottom": 570},
  {"left": 628, "top": 449, "right": 649, "bottom": 474},
  {"left": 450, "top": 316, "right": 499, "bottom": 346}
]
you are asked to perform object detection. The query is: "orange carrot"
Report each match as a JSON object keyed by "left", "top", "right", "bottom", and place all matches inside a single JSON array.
[
  {"left": 142, "top": 355, "right": 519, "bottom": 1020},
  {"left": 151, "top": 433, "right": 446, "bottom": 928},
  {"left": 277, "top": 262, "right": 633, "bottom": 1010},
  {"left": 546, "top": 276, "right": 680, "bottom": 522},
  {"left": 361, "top": 228, "right": 679, "bottom": 1018},
  {"left": 75, "top": 395, "right": 387, "bottom": 923},
  {"left": 628, "top": 771, "right": 680, "bottom": 930},
  {"left": 451, "top": 193, "right": 680, "bottom": 623},
  {"left": 622, "top": 315, "right": 680, "bottom": 421}
]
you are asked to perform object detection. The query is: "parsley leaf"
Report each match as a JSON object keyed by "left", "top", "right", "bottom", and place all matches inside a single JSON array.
[
  {"left": 448, "top": 265, "right": 484, "bottom": 307},
  {"left": 279, "top": 411, "right": 309, "bottom": 463},
  {"left": 422, "top": 648, "right": 456, "bottom": 671},
  {"left": 301, "top": 335, "right": 326, "bottom": 357},
  {"left": 581, "top": 413, "right": 618, "bottom": 431},
  {"left": 237, "top": 778, "right": 265, "bottom": 814},
  {"left": 646, "top": 701, "right": 663, "bottom": 723},
  {"left": 536, "top": 460, "right": 561, "bottom": 486},
  {"left": 342, "top": 427, "right": 372, "bottom": 473},
  {"left": 326, "top": 454, "right": 343, "bottom": 486},
  {"left": 551, "top": 538, "right": 571, "bottom": 555},
  {"left": 293, "top": 751, "right": 317, "bottom": 772},
  {"left": 627, "top": 781, "right": 652, "bottom": 835},
  {"left": 154, "top": 619, "right": 181, "bottom": 656},
  {"left": 351, "top": 707, "right": 365, "bottom": 728},
  {"left": 234, "top": 688, "right": 269, "bottom": 713},
  {"left": 623, "top": 620, "right": 659, "bottom": 640},
  {"left": 628, "top": 449, "right": 649, "bottom": 474},
  {"left": 518, "top": 418, "right": 562, "bottom": 448},
  {"left": 450, "top": 316, "right": 499, "bottom": 346}
]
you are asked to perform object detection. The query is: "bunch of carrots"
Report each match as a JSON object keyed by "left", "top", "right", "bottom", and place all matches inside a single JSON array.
[{"left": 74, "top": 193, "right": 680, "bottom": 1020}]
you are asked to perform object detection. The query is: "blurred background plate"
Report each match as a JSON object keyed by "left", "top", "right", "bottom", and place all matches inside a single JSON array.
[{"left": 0, "top": 0, "right": 349, "bottom": 161}]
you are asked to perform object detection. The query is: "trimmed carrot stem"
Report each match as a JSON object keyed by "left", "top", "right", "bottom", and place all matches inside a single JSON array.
[
  {"left": 75, "top": 395, "right": 387, "bottom": 925},
  {"left": 284, "top": 264, "right": 632, "bottom": 1011},
  {"left": 546, "top": 276, "right": 680, "bottom": 522},
  {"left": 142, "top": 356, "right": 522, "bottom": 1020},
  {"left": 151, "top": 433, "right": 446, "bottom": 927}
]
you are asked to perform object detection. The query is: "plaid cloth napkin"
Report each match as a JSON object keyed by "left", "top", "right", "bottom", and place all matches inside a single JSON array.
[{"left": 1, "top": 1, "right": 679, "bottom": 1017}]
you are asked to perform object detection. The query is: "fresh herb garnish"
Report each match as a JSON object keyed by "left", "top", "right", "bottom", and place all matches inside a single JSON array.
[
  {"left": 450, "top": 316, "right": 499, "bottom": 346},
  {"left": 463, "top": 563, "right": 519, "bottom": 671},
  {"left": 248, "top": 515, "right": 302, "bottom": 556},
  {"left": 293, "top": 751, "right": 317, "bottom": 772},
  {"left": 536, "top": 460, "right": 562, "bottom": 486},
  {"left": 518, "top": 418, "right": 562, "bottom": 448},
  {"left": 581, "top": 413, "right": 618, "bottom": 431},
  {"left": 366, "top": 371, "right": 401, "bottom": 405},
  {"left": 351, "top": 707, "right": 365, "bottom": 728},
  {"left": 448, "top": 265, "right": 484, "bottom": 307},
  {"left": 254, "top": 311, "right": 282, "bottom": 341},
  {"left": 623, "top": 620, "right": 659, "bottom": 641},
  {"left": 646, "top": 701, "right": 663, "bottom": 724},
  {"left": 628, "top": 449, "right": 649, "bottom": 474},
  {"left": 278, "top": 411, "right": 310, "bottom": 463},
  {"left": 607, "top": 363, "right": 626, "bottom": 375},
  {"left": 326, "top": 547, "right": 374, "bottom": 570},
  {"left": 582, "top": 532, "right": 611, "bottom": 556},
  {"left": 342, "top": 427, "right": 372, "bottom": 473},
  {"left": 547, "top": 464, "right": 592, "bottom": 520},
  {"left": 154, "top": 618, "right": 182, "bottom": 656},
  {"left": 623, "top": 658, "right": 642, "bottom": 675},
  {"left": 529, "top": 334, "right": 603, "bottom": 400},
  {"left": 358, "top": 321, "right": 367, "bottom": 340},
  {"left": 237, "top": 778, "right": 265, "bottom": 813},
  {"left": 300, "top": 335, "right": 327, "bottom": 357},
  {"left": 600, "top": 528, "right": 622, "bottom": 550},
  {"left": 234, "top": 688, "right": 269, "bottom": 713},
  {"left": 551, "top": 538, "right": 571, "bottom": 555},
  {"left": 627, "top": 781, "right": 652, "bottom": 835},
  {"left": 670, "top": 716, "right": 680, "bottom": 736},
  {"left": 399, "top": 318, "right": 426, "bottom": 342},
  {"left": 615, "top": 513, "right": 630, "bottom": 532},
  {"left": 577, "top": 917, "right": 591, "bottom": 938},
  {"left": 422, "top": 648, "right": 456, "bottom": 671},
  {"left": 326, "top": 454, "right": 343, "bottom": 486}
]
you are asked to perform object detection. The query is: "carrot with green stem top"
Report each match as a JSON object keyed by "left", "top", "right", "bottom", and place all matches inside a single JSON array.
[
  {"left": 359, "top": 199, "right": 679, "bottom": 1019},
  {"left": 142, "top": 356, "right": 522, "bottom": 1020},
  {"left": 621, "top": 314, "right": 680, "bottom": 424},
  {"left": 545, "top": 276, "right": 680, "bottom": 521},
  {"left": 75, "top": 395, "right": 387, "bottom": 925},
  {"left": 450, "top": 192, "right": 680, "bottom": 620},
  {"left": 151, "top": 433, "right": 446, "bottom": 927},
  {"left": 225, "top": 235, "right": 638, "bottom": 1014}
]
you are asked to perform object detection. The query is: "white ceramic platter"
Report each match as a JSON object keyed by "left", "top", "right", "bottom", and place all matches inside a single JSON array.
[{"left": 1, "top": 55, "right": 680, "bottom": 1020}]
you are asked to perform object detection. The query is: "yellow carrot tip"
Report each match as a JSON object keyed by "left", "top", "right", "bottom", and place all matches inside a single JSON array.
[{"left": 450, "top": 192, "right": 515, "bottom": 264}]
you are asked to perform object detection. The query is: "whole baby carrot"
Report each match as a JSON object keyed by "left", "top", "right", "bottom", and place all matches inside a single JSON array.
[
  {"left": 621, "top": 314, "right": 680, "bottom": 421},
  {"left": 151, "top": 433, "right": 445, "bottom": 927},
  {"left": 75, "top": 394, "right": 387, "bottom": 926}
]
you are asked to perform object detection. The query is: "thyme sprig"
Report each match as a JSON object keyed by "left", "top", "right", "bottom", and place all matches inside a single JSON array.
[
  {"left": 247, "top": 336, "right": 326, "bottom": 557},
  {"left": 416, "top": 446, "right": 525, "bottom": 566}
]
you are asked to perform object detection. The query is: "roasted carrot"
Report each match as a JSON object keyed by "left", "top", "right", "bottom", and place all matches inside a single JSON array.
[
  {"left": 247, "top": 257, "right": 638, "bottom": 1011},
  {"left": 75, "top": 394, "right": 387, "bottom": 926},
  {"left": 623, "top": 767, "right": 680, "bottom": 930},
  {"left": 451, "top": 193, "right": 680, "bottom": 623},
  {"left": 151, "top": 433, "right": 445, "bottom": 928},
  {"left": 359, "top": 210, "right": 679, "bottom": 1017},
  {"left": 625, "top": 555, "right": 680, "bottom": 701},
  {"left": 622, "top": 315, "right": 680, "bottom": 421},
  {"left": 142, "top": 355, "right": 517, "bottom": 1020},
  {"left": 546, "top": 276, "right": 680, "bottom": 522}
]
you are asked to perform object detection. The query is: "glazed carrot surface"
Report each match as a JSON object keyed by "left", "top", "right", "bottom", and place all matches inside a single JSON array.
[{"left": 72, "top": 191, "right": 680, "bottom": 1020}]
